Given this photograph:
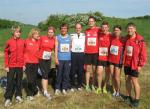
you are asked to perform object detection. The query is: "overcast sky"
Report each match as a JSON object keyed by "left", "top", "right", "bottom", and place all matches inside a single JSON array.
[{"left": 0, "top": 0, "right": 150, "bottom": 25}]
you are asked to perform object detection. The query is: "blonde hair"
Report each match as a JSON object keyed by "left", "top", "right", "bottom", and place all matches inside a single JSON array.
[
  {"left": 11, "top": 25, "right": 22, "bottom": 35},
  {"left": 28, "top": 28, "right": 40, "bottom": 39}
]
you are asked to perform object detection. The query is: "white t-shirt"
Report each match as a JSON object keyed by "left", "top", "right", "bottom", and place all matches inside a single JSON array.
[{"left": 71, "top": 33, "right": 85, "bottom": 53}]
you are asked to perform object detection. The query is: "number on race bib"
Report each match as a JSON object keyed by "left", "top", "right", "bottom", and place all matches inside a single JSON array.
[
  {"left": 110, "top": 45, "right": 119, "bottom": 55},
  {"left": 60, "top": 44, "right": 70, "bottom": 52},
  {"left": 87, "top": 38, "right": 96, "bottom": 46},
  {"left": 127, "top": 46, "right": 133, "bottom": 56},
  {"left": 74, "top": 46, "right": 82, "bottom": 52},
  {"left": 42, "top": 51, "right": 51, "bottom": 60},
  {"left": 99, "top": 47, "right": 108, "bottom": 56}
]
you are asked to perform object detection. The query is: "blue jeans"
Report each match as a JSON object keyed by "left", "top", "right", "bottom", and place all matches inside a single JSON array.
[{"left": 55, "top": 60, "right": 71, "bottom": 90}]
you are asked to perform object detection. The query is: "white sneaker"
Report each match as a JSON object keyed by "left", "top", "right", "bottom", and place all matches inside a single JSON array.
[
  {"left": 4, "top": 99, "right": 12, "bottom": 107},
  {"left": 112, "top": 92, "right": 116, "bottom": 97},
  {"left": 77, "top": 88, "right": 82, "bottom": 91},
  {"left": 55, "top": 89, "right": 61, "bottom": 95},
  {"left": 116, "top": 92, "right": 120, "bottom": 97},
  {"left": 16, "top": 96, "right": 23, "bottom": 103},
  {"left": 62, "top": 89, "right": 67, "bottom": 95},
  {"left": 70, "top": 88, "right": 75, "bottom": 92},
  {"left": 27, "top": 96, "right": 34, "bottom": 101},
  {"left": 44, "top": 92, "right": 52, "bottom": 100}
]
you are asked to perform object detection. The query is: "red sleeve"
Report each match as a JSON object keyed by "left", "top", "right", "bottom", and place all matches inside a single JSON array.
[
  {"left": 24, "top": 40, "right": 27, "bottom": 65},
  {"left": 39, "top": 37, "right": 42, "bottom": 50},
  {"left": 138, "top": 40, "right": 147, "bottom": 67},
  {"left": 37, "top": 37, "right": 42, "bottom": 58},
  {"left": 4, "top": 41, "right": 10, "bottom": 68}
]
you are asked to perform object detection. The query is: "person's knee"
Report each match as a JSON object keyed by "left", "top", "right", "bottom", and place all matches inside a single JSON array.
[
  {"left": 106, "top": 67, "right": 110, "bottom": 72},
  {"left": 86, "top": 65, "right": 92, "bottom": 73},
  {"left": 97, "top": 66, "right": 103, "bottom": 74},
  {"left": 115, "top": 76, "right": 120, "bottom": 82}
]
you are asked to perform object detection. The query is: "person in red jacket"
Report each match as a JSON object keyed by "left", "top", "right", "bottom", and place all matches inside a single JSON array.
[
  {"left": 24, "top": 28, "right": 40, "bottom": 100},
  {"left": 97, "top": 21, "right": 111, "bottom": 94},
  {"left": 123, "top": 22, "right": 147, "bottom": 107},
  {"left": 4, "top": 26, "right": 25, "bottom": 107},
  {"left": 108, "top": 25, "right": 124, "bottom": 97},
  {"left": 84, "top": 16, "right": 101, "bottom": 92},
  {"left": 38, "top": 26, "right": 55, "bottom": 99}
]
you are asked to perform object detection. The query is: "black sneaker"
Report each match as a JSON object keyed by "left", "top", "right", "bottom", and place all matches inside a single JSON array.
[
  {"left": 130, "top": 99, "right": 140, "bottom": 108},
  {"left": 123, "top": 96, "right": 132, "bottom": 104}
]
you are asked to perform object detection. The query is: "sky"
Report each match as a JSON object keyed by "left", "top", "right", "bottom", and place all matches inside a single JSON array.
[{"left": 0, "top": 0, "right": 150, "bottom": 25}]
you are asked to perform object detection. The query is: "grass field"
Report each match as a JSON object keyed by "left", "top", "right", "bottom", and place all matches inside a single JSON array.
[{"left": 0, "top": 17, "right": 149, "bottom": 109}]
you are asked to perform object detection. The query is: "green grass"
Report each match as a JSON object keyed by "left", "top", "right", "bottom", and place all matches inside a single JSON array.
[
  {"left": 0, "top": 59, "right": 149, "bottom": 109},
  {"left": 0, "top": 17, "right": 150, "bottom": 109}
]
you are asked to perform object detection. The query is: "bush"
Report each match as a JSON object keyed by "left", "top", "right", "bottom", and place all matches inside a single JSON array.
[
  {"left": 0, "top": 19, "right": 20, "bottom": 29},
  {"left": 38, "top": 11, "right": 103, "bottom": 30}
]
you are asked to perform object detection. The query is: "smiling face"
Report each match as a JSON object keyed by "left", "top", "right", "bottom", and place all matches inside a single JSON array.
[
  {"left": 101, "top": 24, "right": 109, "bottom": 34},
  {"left": 75, "top": 23, "right": 82, "bottom": 34},
  {"left": 32, "top": 31, "right": 39, "bottom": 40},
  {"left": 13, "top": 29, "right": 21, "bottom": 38},
  {"left": 47, "top": 29, "right": 54, "bottom": 38},
  {"left": 88, "top": 18, "right": 96, "bottom": 28},
  {"left": 60, "top": 26, "right": 68, "bottom": 36},
  {"left": 127, "top": 26, "right": 136, "bottom": 36}
]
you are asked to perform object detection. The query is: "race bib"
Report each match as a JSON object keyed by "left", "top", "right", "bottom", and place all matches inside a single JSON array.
[
  {"left": 60, "top": 44, "right": 70, "bottom": 52},
  {"left": 42, "top": 51, "right": 51, "bottom": 60},
  {"left": 110, "top": 45, "right": 119, "bottom": 55},
  {"left": 87, "top": 38, "right": 96, "bottom": 46},
  {"left": 99, "top": 47, "right": 108, "bottom": 56},
  {"left": 126, "top": 46, "right": 133, "bottom": 56},
  {"left": 74, "top": 46, "right": 82, "bottom": 52}
]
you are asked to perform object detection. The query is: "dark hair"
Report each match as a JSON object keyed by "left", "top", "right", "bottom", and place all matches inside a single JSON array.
[
  {"left": 101, "top": 21, "right": 109, "bottom": 26},
  {"left": 88, "top": 16, "right": 96, "bottom": 21},
  {"left": 113, "top": 25, "right": 122, "bottom": 30},
  {"left": 126, "top": 22, "right": 136, "bottom": 29},
  {"left": 60, "top": 23, "right": 69, "bottom": 30}
]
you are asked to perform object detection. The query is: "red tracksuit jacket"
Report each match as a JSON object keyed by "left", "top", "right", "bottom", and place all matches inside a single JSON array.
[
  {"left": 108, "top": 36, "right": 125, "bottom": 64},
  {"left": 85, "top": 27, "right": 101, "bottom": 54},
  {"left": 123, "top": 33, "right": 147, "bottom": 70},
  {"left": 24, "top": 38, "right": 39, "bottom": 64},
  {"left": 98, "top": 33, "right": 111, "bottom": 61},
  {"left": 4, "top": 37, "right": 25, "bottom": 68},
  {"left": 38, "top": 36, "right": 55, "bottom": 59}
]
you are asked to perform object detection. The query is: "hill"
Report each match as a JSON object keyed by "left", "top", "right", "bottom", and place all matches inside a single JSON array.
[{"left": 0, "top": 12, "right": 149, "bottom": 109}]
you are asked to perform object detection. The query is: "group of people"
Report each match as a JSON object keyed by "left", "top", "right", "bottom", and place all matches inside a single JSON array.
[{"left": 3, "top": 16, "right": 147, "bottom": 108}]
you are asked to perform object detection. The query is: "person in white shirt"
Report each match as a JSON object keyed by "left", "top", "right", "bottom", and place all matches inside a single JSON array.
[{"left": 70, "top": 23, "right": 85, "bottom": 91}]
